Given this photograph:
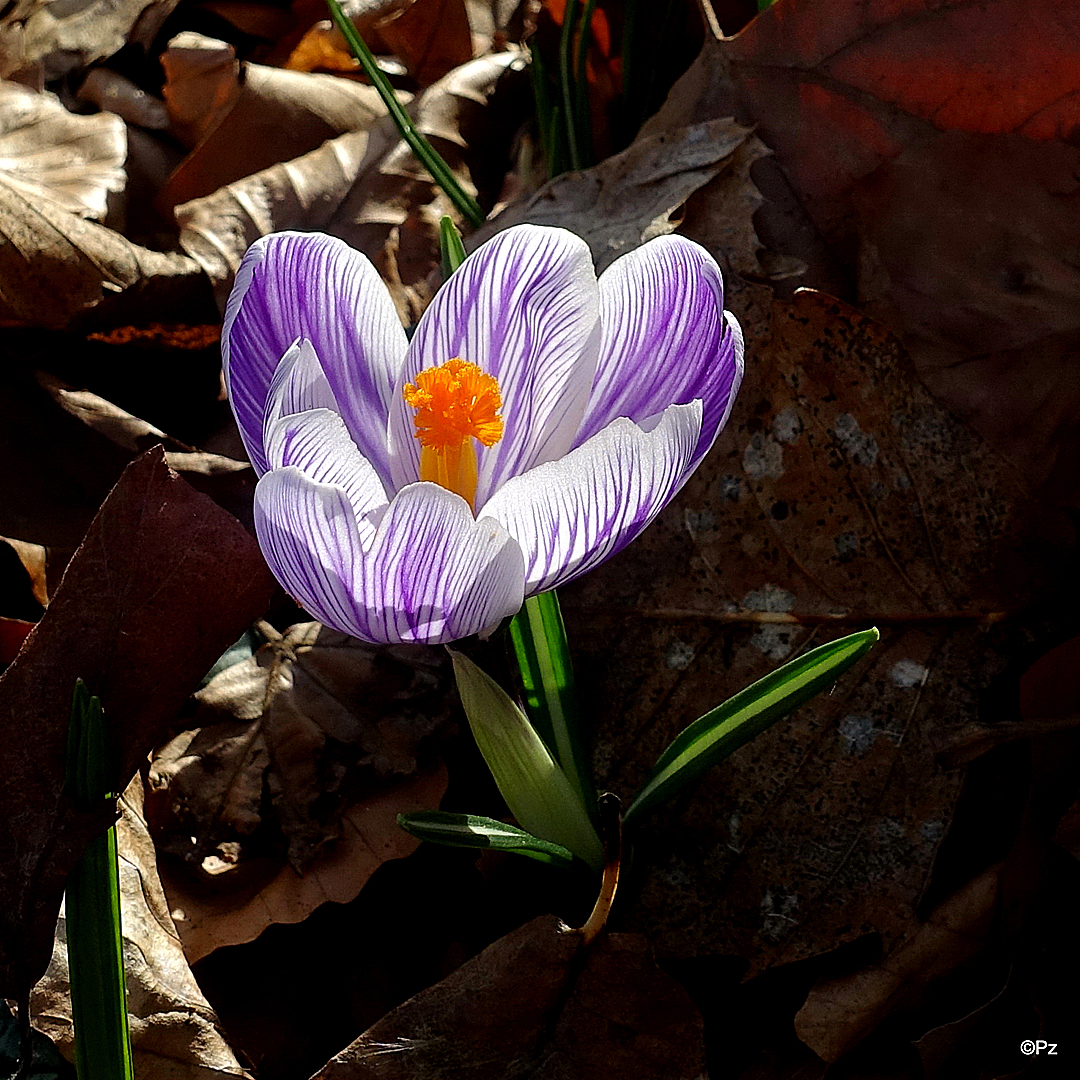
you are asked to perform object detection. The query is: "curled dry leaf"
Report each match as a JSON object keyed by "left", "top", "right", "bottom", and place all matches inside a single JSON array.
[
  {"left": 483, "top": 114, "right": 762, "bottom": 275},
  {"left": 3, "top": 0, "right": 180, "bottom": 81},
  {"left": 176, "top": 50, "right": 525, "bottom": 318},
  {"left": 159, "top": 764, "right": 447, "bottom": 965},
  {"left": 160, "top": 34, "right": 386, "bottom": 210},
  {"left": 0, "top": 448, "right": 276, "bottom": 998},
  {"left": 147, "top": 622, "right": 453, "bottom": 960},
  {"left": 310, "top": 916, "right": 706, "bottom": 1080},
  {"left": 77, "top": 69, "right": 169, "bottom": 131},
  {"left": 0, "top": 185, "right": 204, "bottom": 328},
  {"left": 31, "top": 780, "right": 251, "bottom": 1080},
  {"left": 794, "top": 865, "right": 1001, "bottom": 1062},
  {"left": 0, "top": 81, "right": 125, "bottom": 221}
]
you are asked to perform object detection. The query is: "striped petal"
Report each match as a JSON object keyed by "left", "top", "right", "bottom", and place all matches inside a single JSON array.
[
  {"left": 575, "top": 236, "right": 744, "bottom": 469},
  {"left": 389, "top": 225, "right": 601, "bottom": 505},
  {"left": 255, "top": 471, "right": 525, "bottom": 644},
  {"left": 265, "top": 409, "right": 389, "bottom": 548},
  {"left": 223, "top": 232, "right": 406, "bottom": 481},
  {"left": 479, "top": 403, "right": 702, "bottom": 595}
]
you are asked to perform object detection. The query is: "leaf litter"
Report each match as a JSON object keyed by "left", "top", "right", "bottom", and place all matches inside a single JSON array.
[{"left": 0, "top": 0, "right": 1079, "bottom": 1077}]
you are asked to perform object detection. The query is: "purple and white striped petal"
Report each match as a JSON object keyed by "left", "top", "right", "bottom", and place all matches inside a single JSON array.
[
  {"left": 255, "top": 471, "right": 526, "bottom": 644},
  {"left": 223, "top": 232, "right": 406, "bottom": 481},
  {"left": 265, "top": 409, "right": 389, "bottom": 548},
  {"left": 264, "top": 339, "right": 340, "bottom": 430},
  {"left": 478, "top": 402, "right": 703, "bottom": 595},
  {"left": 575, "top": 237, "right": 743, "bottom": 469},
  {"left": 389, "top": 225, "right": 601, "bottom": 505}
]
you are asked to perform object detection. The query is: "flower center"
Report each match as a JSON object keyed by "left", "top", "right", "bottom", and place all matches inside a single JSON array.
[{"left": 403, "top": 358, "right": 504, "bottom": 509}]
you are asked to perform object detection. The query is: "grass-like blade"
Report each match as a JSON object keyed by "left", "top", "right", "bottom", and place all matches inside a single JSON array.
[
  {"left": 397, "top": 811, "right": 576, "bottom": 869},
  {"left": 624, "top": 629, "right": 879, "bottom": 827},
  {"left": 326, "top": 0, "right": 484, "bottom": 227},
  {"left": 439, "top": 215, "right": 467, "bottom": 278},
  {"left": 508, "top": 590, "right": 596, "bottom": 821},
  {"left": 64, "top": 681, "right": 133, "bottom": 1080}
]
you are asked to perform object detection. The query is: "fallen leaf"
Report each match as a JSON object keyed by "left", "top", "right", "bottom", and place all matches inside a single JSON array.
[
  {"left": 375, "top": 0, "right": 475, "bottom": 87},
  {"left": 0, "top": 447, "right": 275, "bottom": 998},
  {"left": 558, "top": 289, "right": 1069, "bottom": 971},
  {"left": 175, "top": 51, "right": 526, "bottom": 319},
  {"left": 483, "top": 114, "right": 762, "bottom": 274},
  {"left": 3, "top": 0, "right": 180, "bottom": 81},
  {"left": 710, "top": 0, "right": 1080, "bottom": 500},
  {"left": 149, "top": 621, "right": 454, "bottom": 870},
  {"left": 31, "top": 779, "right": 252, "bottom": 1079},
  {"left": 794, "top": 866, "right": 1000, "bottom": 1062},
  {"left": 310, "top": 916, "right": 706, "bottom": 1080},
  {"left": 159, "top": 764, "right": 447, "bottom": 965},
  {"left": 0, "top": 185, "right": 206, "bottom": 328},
  {"left": 0, "top": 81, "right": 126, "bottom": 221},
  {"left": 160, "top": 34, "right": 387, "bottom": 211}
]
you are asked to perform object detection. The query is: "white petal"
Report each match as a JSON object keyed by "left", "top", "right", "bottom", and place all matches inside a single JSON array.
[
  {"left": 264, "top": 409, "right": 389, "bottom": 548},
  {"left": 479, "top": 404, "right": 703, "bottom": 595},
  {"left": 255, "top": 471, "right": 525, "bottom": 644},
  {"left": 388, "top": 225, "right": 600, "bottom": 504}
]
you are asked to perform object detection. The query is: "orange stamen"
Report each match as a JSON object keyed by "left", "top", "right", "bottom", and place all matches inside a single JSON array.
[{"left": 403, "top": 358, "right": 504, "bottom": 508}]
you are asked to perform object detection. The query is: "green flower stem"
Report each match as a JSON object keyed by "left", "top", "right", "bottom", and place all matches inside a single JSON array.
[
  {"left": 508, "top": 591, "right": 596, "bottom": 820},
  {"left": 326, "top": 0, "right": 484, "bottom": 228},
  {"left": 64, "top": 682, "right": 132, "bottom": 1080}
]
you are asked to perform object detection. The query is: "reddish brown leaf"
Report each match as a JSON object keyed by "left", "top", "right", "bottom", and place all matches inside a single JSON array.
[
  {"left": 0, "top": 447, "right": 275, "bottom": 997},
  {"left": 714, "top": 0, "right": 1080, "bottom": 500},
  {"left": 310, "top": 916, "right": 705, "bottom": 1079}
]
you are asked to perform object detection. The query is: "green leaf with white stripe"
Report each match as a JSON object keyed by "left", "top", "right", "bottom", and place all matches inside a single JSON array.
[
  {"left": 624, "top": 628, "right": 879, "bottom": 828},
  {"left": 397, "top": 811, "right": 576, "bottom": 869}
]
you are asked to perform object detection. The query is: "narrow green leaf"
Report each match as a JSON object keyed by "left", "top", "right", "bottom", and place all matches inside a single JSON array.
[
  {"left": 64, "top": 683, "right": 132, "bottom": 1080},
  {"left": 451, "top": 650, "right": 603, "bottom": 870},
  {"left": 508, "top": 590, "right": 596, "bottom": 818},
  {"left": 398, "top": 811, "right": 576, "bottom": 869},
  {"left": 558, "top": 0, "right": 582, "bottom": 170},
  {"left": 325, "top": 0, "right": 484, "bottom": 227},
  {"left": 624, "top": 629, "right": 880, "bottom": 827},
  {"left": 572, "top": 0, "right": 597, "bottom": 166},
  {"left": 439, "top": 216, "right": 467, "bottom": 278}
]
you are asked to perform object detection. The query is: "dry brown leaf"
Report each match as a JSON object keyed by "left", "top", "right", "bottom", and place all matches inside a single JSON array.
[
  {"left": 560, "top": 293, "right": 1068, "bottom": 971},
  {"left": 701, "top": 1, "right": 1080, "bottom": 501},
  {"left": 31, "top": 779, "right": 251, "bottom": 1079},
  {"left": 794, "top": 866, "right": 1000, "bottom": 1062},
  {"left": 160, "top": 764, "right": 447, "bottom": 965},
  {"left": 77, "top": 69, "right": 169, "bottom": 131},
  {"left": 146, "top": 622, "right": 453, "bottom": 960},
  {"left": 0, "top": 448, "right": 275, "bottom": 998},
  {"left": 310, "top": 915, "right": 705, "bottom": 1080},
  {"left": 483, "top": 114, "right": 761, "bottom": 274},
  {"left": 150, "top": 621, "right": 454, "bottom": 867},
  {"left": 176, "top": 51, "right": 523, "bottom": 318},
  {"left": 0, "top": 184, "right": 205, "bottom": 328},
  {"left": 3, "top": 0, "right": 181, "bottom": 81},
  {"left": 376, "top": 0, "right": 475, "bottom": 87},
  {"left": 0, "top": 80, "right": 125, "bottom": 221},
  {"left": 160, "top": 34, "right": 386, "bottom": 211}
]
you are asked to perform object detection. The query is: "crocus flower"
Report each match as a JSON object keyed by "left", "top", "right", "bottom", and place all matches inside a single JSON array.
[{"left": 223, "top": 225, "right": 743, "bottom": 644}]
